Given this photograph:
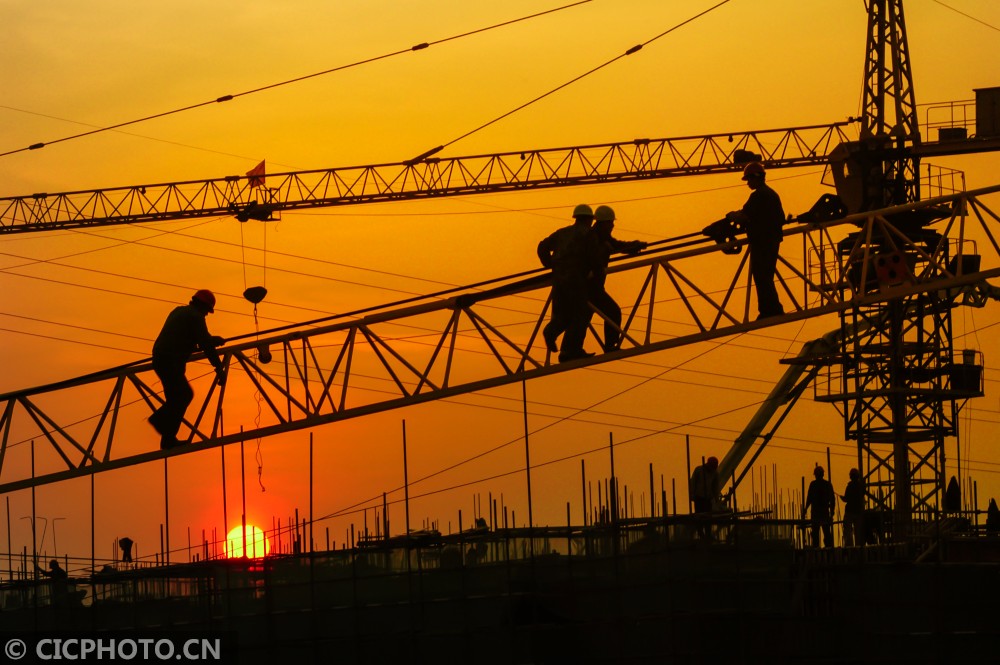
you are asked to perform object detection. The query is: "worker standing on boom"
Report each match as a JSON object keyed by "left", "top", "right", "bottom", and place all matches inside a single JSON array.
[
  {"left": 148, "top": 290, "right": 226, "bottom": 450},
  {"left": 537, "top": 205, "right": 599, "bottom": 362},
  {"left": 725, "top": 162, "right": 785, "bottom": 319},
  {"left": 589, "top": 205, "right": 647, "bottom": 352}
]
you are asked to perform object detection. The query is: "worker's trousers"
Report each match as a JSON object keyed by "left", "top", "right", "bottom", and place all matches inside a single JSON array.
[{"left": 151, "top": 357, "right": 194, "bottom": 439}]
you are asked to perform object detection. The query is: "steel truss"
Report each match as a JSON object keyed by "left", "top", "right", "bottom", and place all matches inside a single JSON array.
[
  {"left": 0, "top": 185, "right": 998, "bottom": 494},
  {"left": 860, "top": 0, "right": 921, "bottom": 210},
  {"left": 804, "top": 185, "right": 1000, "bottom": 532},
  {"left": 0, "top": 123, "right": 856, "bottom": 234}
]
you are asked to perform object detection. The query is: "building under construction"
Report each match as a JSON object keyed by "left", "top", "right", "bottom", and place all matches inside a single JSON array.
[{"left": 2, "top": 1, "right": 1000, "bottom": 663}]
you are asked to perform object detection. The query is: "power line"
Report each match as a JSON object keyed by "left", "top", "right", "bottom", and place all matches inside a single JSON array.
[
  {"left": 433, "top": 0, "right": 733, "bottom": 153},
  {"left": 0, "top": 1, "right": 594, "bottom": 159},
  {"left": 931, "top": 0, "right": 1000, "bottom": 32}
]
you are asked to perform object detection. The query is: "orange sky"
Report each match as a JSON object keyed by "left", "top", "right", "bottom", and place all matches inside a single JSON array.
[{"left": 1, "top": 1, "right": 999, "bottom": 571}]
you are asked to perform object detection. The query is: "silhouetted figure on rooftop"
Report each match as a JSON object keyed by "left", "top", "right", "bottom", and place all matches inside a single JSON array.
[
  {"left": 689, "top": 456, "right": 720, "bottom": 540},
  {"left": 840, "top": 468, "right": 865, "bottom": 547},
  {"left": 725, "top": 162, "right": 785, "bottom": 319},
  {"left": 987, "top": 499, "right": 1000, "bottom": 534},
  {"left": 119, "top": 536, "right": 134, "bottom": 563},
  {"left": 944, "top": 475, "right": 962, "bottom": 513},
  {"left": 588, "top": 205, "right": 648, "bottom": 352},
  {"left": 148, "top": 290, "right": 225, "bottom": 450},
  {"left": 804, "top": 466, "right": 835, "bottom": 548},
  {"left": 538, "top": 205, "right": 599, "bottom": 362},
  {"left": 35, "top": 558, "right": 68, "bottom": 607}
]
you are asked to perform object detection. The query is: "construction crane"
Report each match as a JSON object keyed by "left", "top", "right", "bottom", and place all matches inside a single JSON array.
[{"left": 1, "top": 0, "right": 999, "bottom": 540}]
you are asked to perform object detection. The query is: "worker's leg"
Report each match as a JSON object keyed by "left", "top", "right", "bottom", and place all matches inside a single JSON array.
[
  {"left": 153, "top": 359, "right": 194, "bottom": 439},
  {"left": 750, "top": 241, "right": 783, "bottom": 317},
  {"left": 559, "top": 282, "right": 593, "bottom": 360},
  {"left": 543, "top": 285, "right": 570, "bottom": 352},
  {"left": 842, "top": 516, "right": 855, "bottom": 547},
  {"left": 589, "top": 288, "right": 623, "bottom": 351}
]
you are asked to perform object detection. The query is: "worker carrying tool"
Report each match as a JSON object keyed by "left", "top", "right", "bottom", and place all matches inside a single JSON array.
[
  {"left": 148, "top": 289, "right": 226, "bottom": 450},
  {"left": 725, "top": 162, "right": 786, "bottom": 319}
]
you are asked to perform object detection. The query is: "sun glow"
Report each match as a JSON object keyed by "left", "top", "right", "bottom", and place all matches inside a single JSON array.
[{"left": 225, "top": 525, "right": 271, "bottom": 559}]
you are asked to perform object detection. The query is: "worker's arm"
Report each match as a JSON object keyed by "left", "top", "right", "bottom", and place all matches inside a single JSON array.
[
  {"left": 537, "top": 236, "right": 555, "bottom": 269},
  {"left": 608, "top": 236, "right": 647, "bottom": 255}
]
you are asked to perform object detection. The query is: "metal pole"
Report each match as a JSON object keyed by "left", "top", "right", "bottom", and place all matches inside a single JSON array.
[
  {"left": 309, "top": 433, "right": 314, "bottom": 552},
  {"left": 48, "top": 517, "right": 63, "bottom": 558},
  {"left": 5, "top": 497, "right": 11, "bottom": 581},
  {"left": 240, "top": 441, "right": 247, "bottom": 558},
  {"left": 521, "top": 380, "right": 534, "bottom": 530},
  {"left": 403, "top": 420, "right": 410, "bottom": 539},
  {"left": 221, "top": 445, "right": 228, "bottom": 558},
  {"left": 31, "top": 442, "right": 37, "bottom": 569},
  {"left": 90, "top": 475, "right": 95, "bottom": 581},
  {"left": 609, "top": 433, "right": 617, "bottom": 524},
  {"left": 164, "top": 458, "right": 170, "bottom": 565},
  {"left": 685, "top": 435, "right": 692, "bottom": 513},
  {"left": 649, "top": 463, "right": 655, "bottom": 518}
]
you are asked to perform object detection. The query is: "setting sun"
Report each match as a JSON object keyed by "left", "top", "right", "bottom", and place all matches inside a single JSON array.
[{"left": 225, "top": 525, "right": 271, "bottom": 559}]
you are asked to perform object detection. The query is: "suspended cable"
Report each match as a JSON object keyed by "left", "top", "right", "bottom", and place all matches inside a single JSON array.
[
  {"left": 430, "top": 0, "right": 733, "bottom": 154},
  {"left": 931, "top": 0, "right": 1000, "bottom": 32},
  {"left": 0, "top": 1, "right": 593, "bottom": 158}
]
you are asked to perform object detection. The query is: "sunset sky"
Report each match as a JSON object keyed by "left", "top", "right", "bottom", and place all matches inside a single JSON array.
[{"left": 1, "top": 0, "right": 999, "bottom": 569}]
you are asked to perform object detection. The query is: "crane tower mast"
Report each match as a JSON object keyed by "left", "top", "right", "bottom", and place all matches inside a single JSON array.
[{"left": 822, "top": 0, "right": 971, "bottom": 536}]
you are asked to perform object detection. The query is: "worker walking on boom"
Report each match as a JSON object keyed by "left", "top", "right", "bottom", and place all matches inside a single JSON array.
[
  {"left": 589, "top": 205, "right": 647, "bottom": 352},
  {"left": 537, "top": 204, "right": 599, "bottom": 362},
  {"left": 725, "top": 162, "right": 785, "bottom": 319},
  {"left": 148, "top": 290, "right": 226, "bottom": 450}
]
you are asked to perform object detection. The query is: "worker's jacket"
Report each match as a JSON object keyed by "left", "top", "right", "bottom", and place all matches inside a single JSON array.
[
  {"left": 152, "top": 304, "right": 222, "bottom": 368},
  {"left": 590, "top": 234, "right": 646, "bottom": 290},
  {"left": 742, "top": 183, "right": 785, "bottom": 245},
  {"left": 537, "top": 223, "right": 599, "bottom": 285},
  {"left": 805, "top": 478, "right": 835, "bottom": 521}
]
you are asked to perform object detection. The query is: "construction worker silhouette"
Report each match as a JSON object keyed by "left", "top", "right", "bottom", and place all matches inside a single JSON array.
[
  {"left": 119, "top": 536, "right": 134, "bottom": 563},
  {"left": 148, "top": 290, "right": 225, "bottom": 450},
  {"left": 804, "top": 465, "right": 835, "bottom": 547},
  {"left": 840, "top": 468, "right": 864, "bottom": 547},
  {"left": 726, "top": 162, "right": 785, "bottom": 319},
  {"left": 689, "top": 456, "right": 720, "bottom": 540},
  {"left": 589, "top": 205, "right": 647, "bottom": 352},
  {"left": 537, "top": 204, "right": 599, "bottom": 362},
  {"left": 36, "top": 558, "right": 69, "bottom": 606}
]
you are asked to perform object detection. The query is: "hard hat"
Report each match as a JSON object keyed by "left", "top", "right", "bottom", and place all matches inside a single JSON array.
[
  {"left": 192, "top": 289, "right": 216, "bottom": 313},
  {"left": 594, "top": 205, "right": 616, "bottom": 224},
  {"left": 742, "top": 162, "right": 766, "bottom": 180},
  {"left": 572, "top": 203, "right": 594, "bottom": 219},
  {"left": 707, "top": 456, "right": 719, "bottom": 469},
  {"left": 814, "top": 466, "right": 825, "bottom": 477},
  {"left": 849, "top": 468, "right": 860, "bottom": 479}
]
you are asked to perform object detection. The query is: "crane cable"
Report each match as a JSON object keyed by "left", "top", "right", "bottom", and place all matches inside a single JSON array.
[{"left": 239, "top": 214, "right": 270, "bottom": 492}]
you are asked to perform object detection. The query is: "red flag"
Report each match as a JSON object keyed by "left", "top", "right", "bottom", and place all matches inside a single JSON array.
[{"left": 246, "top": 160, "right": 266, "bottom": 188}]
